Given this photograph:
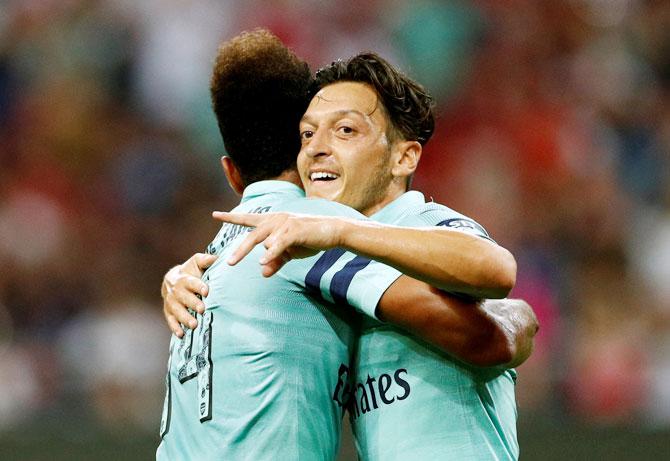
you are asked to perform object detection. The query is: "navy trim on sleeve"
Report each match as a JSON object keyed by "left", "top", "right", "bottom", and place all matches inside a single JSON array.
[
  {"left": 330, "top": 256, "right": 372, "bottom": 306},
  {"left": 305, "top": 248, "right": 346, "bottom": 299}
]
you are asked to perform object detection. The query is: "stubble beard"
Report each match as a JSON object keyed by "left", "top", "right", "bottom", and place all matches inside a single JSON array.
[{"left": 352, "top": 147, "right": 395, "bottom": 216}]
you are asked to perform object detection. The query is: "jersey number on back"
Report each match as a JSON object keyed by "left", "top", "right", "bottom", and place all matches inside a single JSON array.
[{"left": 159, "top": 309, "right": 214, "bottom": 438}]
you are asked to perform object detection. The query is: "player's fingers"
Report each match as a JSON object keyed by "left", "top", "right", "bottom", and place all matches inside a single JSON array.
[
  {"left": 194, "top": 253, "right": 218, "bottom": 271},
  {"left": 227, "top": 227, "right": 273, "bottom": 265},
  {"left": 181, "top": 259, "right": 205, "bottom": 278},
  {"left": 166, "top": 315, "right": 185, "bottom": 338},
  {"left": 259, "top": 224, "right": 293, "bottom": 262},
  {"left": 212, "top": 211, "right": 264, "bottom": 227},
  {"left": 173, "top": 303, "right": 199, "bottom": 330},
  {"left": 182, "top": 275, "right": 209, "bottom": 299},
  {"left": 260, "top": 235, "right": 292, "bottom": 265},
  {"left": 173, "top": 289, "right": 206, "bottom": 318},
  {"left": 166, "top": 272, "right": 208, "bottom": 299},
  {"left": 261, "top": 253, "right": 290, "bottom": 277}
]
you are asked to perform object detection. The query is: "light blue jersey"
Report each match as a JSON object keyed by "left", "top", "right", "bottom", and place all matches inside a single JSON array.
[
  {"left": 351, "top": 191, "right": 519, "bottom": 461},
  {"left": 156, "top": 181, "right": 401, "bottom": 461}
]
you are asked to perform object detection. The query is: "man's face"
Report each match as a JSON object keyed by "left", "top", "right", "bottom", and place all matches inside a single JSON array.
[{"left": 297, "top": 81, "right": 400, "bottom": 216}]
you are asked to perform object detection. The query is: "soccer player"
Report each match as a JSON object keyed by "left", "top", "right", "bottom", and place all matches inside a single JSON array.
[
  {"left": 213, "top": 53, "right": 528, "bottom": 460},
  {"left": 159, "top": 31, "right": 536, "bottom": 460}
]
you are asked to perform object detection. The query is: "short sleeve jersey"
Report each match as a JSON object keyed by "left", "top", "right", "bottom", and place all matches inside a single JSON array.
[
  {"left": 351, "top": 191, "right": 519, "bottom": 461},
  {"left": 156, "top": 181, "right": 402, "bottom": 461}
]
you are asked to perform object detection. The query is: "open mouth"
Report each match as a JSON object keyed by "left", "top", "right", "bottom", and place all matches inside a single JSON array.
[{"left": 310, "top": 171, "right": 340, "bottom": 182}]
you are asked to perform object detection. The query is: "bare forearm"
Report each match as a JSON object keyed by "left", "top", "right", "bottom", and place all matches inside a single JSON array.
[
  {"left": 215, "top": 211, "right": 516, "bottom": 296},
  {"left": 379, "top": 278, "right": 512, "bottom": 366},
  {"left": 338, "top": 220, "right": 516, "bottom": 299}
]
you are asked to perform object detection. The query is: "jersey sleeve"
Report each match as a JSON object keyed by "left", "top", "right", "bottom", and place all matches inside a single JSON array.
[
  {"left": 276, "top": 198, "right": 402, "bottom": 320},
  {"left": 410, "top": 203, "right": 495, "bottom": 243}
]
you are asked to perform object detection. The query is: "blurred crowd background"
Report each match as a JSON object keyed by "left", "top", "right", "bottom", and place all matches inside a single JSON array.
[{"left": 1, "top": 0, "right": 669, "bottom": 459}]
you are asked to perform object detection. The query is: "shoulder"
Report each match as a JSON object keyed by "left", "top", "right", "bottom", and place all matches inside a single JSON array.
[
  {"left": 406, "top": 201, "right": 492, "bottom": 241},
  {"left": 275, "top": 197, "right": 366, "bottom": 219}
]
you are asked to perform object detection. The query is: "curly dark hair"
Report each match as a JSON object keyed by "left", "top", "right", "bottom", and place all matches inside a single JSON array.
[
  {"left": 313, "top": 53, "right": 435, "bottom": 146},
  {"left": 210, "top": 29, "right": 312, "bottom": 186}
]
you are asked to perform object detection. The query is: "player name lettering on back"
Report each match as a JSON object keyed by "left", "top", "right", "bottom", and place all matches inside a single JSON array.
[
  {"left": 332, "top": 364, "right": 411, "bottom": 420},
  {"left": 206, "top": 206, "right": 272, "bottom": 255}
]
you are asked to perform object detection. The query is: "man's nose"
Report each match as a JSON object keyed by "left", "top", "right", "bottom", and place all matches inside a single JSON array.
[{"left": 304, "top": 129, "right": 331, "bottom": 158}]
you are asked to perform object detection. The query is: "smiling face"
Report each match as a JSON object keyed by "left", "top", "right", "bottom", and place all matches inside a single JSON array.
[{"left": 298, "top": 81, "right": 414, "bottom": 216}]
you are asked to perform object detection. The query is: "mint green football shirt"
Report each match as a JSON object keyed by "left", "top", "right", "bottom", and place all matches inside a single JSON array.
[
  {"left": 351, "top": 191, "right": 519, "bottom": 461},
  {"left": 156, "top": 181, "right": 402, "bottom": 461}
]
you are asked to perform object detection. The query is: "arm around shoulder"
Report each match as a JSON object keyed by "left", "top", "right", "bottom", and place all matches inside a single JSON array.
[
  {"left": 338, "top": 220, "right": 517, "bottom": 299},
  {"left": 377, "top": 277, "right": 538, "bottom": 368}
]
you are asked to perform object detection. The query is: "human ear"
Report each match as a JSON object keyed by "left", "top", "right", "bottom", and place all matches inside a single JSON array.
[
  {"left": 391, "top": 141, "right": 422, "bottom": 179},
  {"left": 221, "top": 156, "right": 245, "bottom": 195}
]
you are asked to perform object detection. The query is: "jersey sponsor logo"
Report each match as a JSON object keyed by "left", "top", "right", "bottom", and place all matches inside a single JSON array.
[
  {"left": 436, "top": 218, "right": 489, "bottom": 237},
  {"left": 332, "top": 363, "right": 351, "bottom": 407},
  {"left": 332, "top": 364, "right": 411, "bottom": 419}
]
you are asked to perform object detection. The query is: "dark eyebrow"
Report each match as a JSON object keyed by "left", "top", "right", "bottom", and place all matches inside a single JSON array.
[{"left": 300, "top": 109, "right": 368, "bottom": 125}]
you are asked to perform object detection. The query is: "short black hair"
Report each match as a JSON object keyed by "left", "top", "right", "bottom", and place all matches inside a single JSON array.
[
  {"left": 313, "top": 52, "right": 435, "bottom": 146},
  {"left": 210, "top": 29, "right": 312, "bottom": 186}
]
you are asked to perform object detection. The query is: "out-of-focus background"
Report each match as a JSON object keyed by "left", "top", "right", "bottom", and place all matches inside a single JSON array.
[{"left": 0, "top": 0, "right": 669, "bottom": 459}]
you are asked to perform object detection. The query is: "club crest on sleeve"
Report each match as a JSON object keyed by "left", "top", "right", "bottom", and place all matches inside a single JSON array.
[{"left": 436, "top": 218, "right": 489, "bottom": 237}]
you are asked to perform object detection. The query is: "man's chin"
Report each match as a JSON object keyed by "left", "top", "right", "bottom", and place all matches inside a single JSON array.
[
  {"left": 305, "top": 184, "right": 340, "bottom": 202},
  {"left": 307, "top": 191, "right": 337, "bottom": 201}
]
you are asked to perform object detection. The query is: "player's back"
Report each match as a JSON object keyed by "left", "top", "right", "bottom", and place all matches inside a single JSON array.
[{"left": 157, "top": 181, "right": 357, "bottom": 461}]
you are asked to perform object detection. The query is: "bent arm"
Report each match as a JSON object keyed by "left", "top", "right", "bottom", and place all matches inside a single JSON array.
[
  {"left": 161, "top": 253, "right": 537, "bottom": 368},
  {"left": 336, "top": 219, "right": 516, "bottom": 299},
  {"left": 216, "top": 211, "right": 516, "bottom": 299},
  {"left": 378, "top": 276, "right": 538, "bottom": 368}
]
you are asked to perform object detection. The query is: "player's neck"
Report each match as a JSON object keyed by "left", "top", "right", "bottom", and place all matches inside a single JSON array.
[
  {"left": 273, "top": 169, "right": 303, "bottom": 189},
  {"left": 360, "top": 182, "right": 406, "bottom": 217}
]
